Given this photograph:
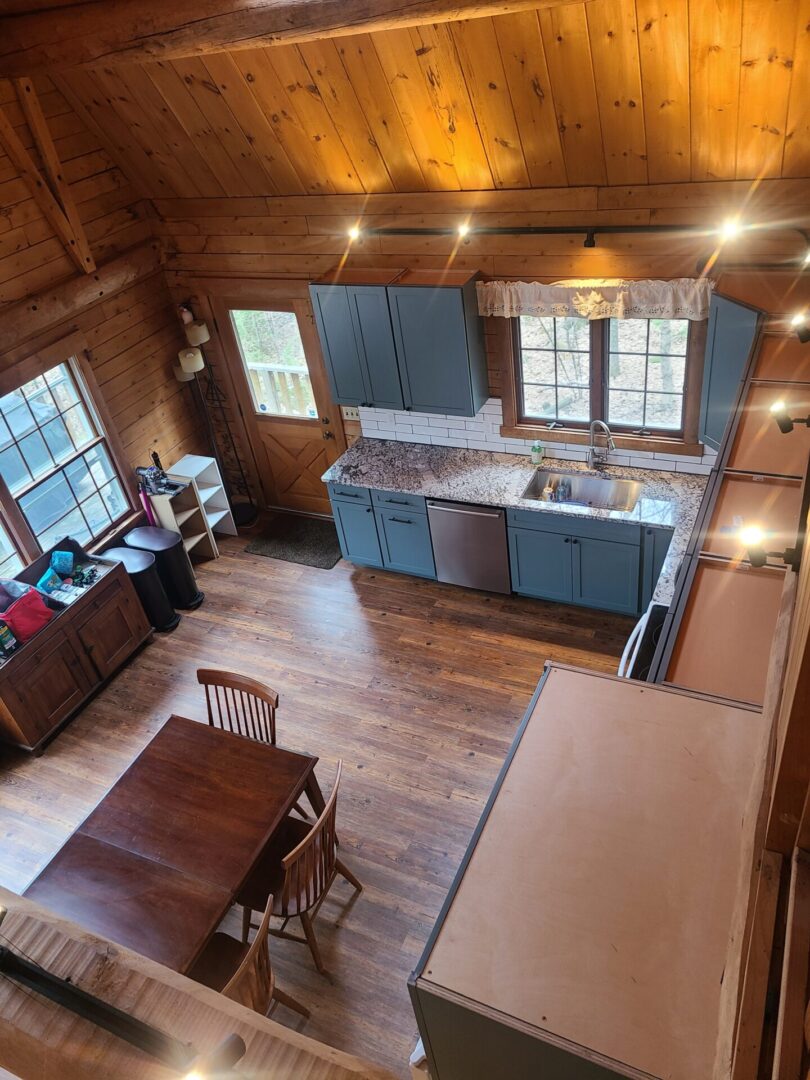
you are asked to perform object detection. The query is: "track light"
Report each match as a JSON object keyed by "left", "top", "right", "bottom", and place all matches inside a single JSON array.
[
  {"left": 583, "top": 230, "right": 596, "bottom": 248},
  {"left": 457, "top": 222, "right": 470, "bottom": 238},
  {"left": 769, "top": 399, "right": 810, "bottom": 435},
  {"left": 791, "top": 311, "right": 810, "bottom": 343},
  {"left": 718, "top": 218, "right": 742, "bottom": 242},
  {"left": 803, "top": 250, "right": 810, "bottom": 268},
  {"left": 739, "top": 524, "right": 799, "bottom": 570},
  {"left": 347, "top": 225, "right": 361, "bottom": 241}
]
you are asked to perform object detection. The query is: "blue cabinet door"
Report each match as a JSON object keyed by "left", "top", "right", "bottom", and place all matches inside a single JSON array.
[
  {"left": 332, "top": 499, "right": 383, "bottom": 567},
  {"left": 388, "top": 286, "right": 478, "bottom": 415},
  {"left": 310, "top": 284, "right": 368, "bottom": 405},
  {"left": 377, "top": 508, "right": 436, "bottom": 578},
  {"left": 572, "top": 537, "right": 640, "bottom": 615},
  {"left": 699, "top": 295, "right": 760, "bottom": 451},
  {"left": 508, "top": 527, "right": 573, "bottom": 602},
  {"left": 348, "top": 286, "right": 403, "bottom": 410}
]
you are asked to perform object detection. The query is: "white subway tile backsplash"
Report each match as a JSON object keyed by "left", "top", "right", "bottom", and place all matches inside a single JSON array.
[{"left": 358, "top": 399, "right": 717, "bottom": 473}]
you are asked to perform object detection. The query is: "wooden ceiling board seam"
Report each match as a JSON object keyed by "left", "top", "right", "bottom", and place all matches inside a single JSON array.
[
  {"left": 538, "top": 3, "right": 610, "bottom": 185},
  {"left": 259, "top": 44, "right": 366, "bottom": 193},
  {"left": 332, "top": 33, "right": 429, "bottom": 192},
  {"left": 688, "top": 0, "right": 743, "bottom": 180},
  {"left": 448, "top": 16, "right": 532, "bottom": 189},
  {"left": 635, "top": 0, "right": 692, "bottom": 183},
  {"left": 229, "top": 48, "right": 341, "bottom": 195},
  {"left": 735, "top": 0, "right": 798, "bottom": 181},
  {"left": 585, "top": 0, "right": 649, "bottom": 185},
  {"left": 112, "top": 63, "right": 228, "bottom": 199},
  {"left": 295, "top": 38, "right": 397, "bottom": 193},
  {"left": 199, "top": 52, "right": 307, "bottom": 195},
  {"left": 782, "top": 4, "right": 810, "bottom": 177},
  {"left": 53, "top": 70, "right": 170, "bottom": 200},
  {"left": 168, "top": 55, "right": 281, "bottom": 196},
  {"left": 491, "top": 9, "right": 569, "bottom": 187},
  {"left": 368, "top": 26, "right": 465, "bottom": 191},
  {"left": 145, "top": 60, "right": 256, "bottom": 195},
  {"left": 84, "top": 66, "right": 193, "bottom": 198},
  {"left": 406, "top": 21, "right": 496, "bottom": 190}
]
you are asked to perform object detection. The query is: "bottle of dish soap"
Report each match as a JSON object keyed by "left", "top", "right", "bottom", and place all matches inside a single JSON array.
[{"left": 530, "top": 443, "right": 544, "bottom": 465}]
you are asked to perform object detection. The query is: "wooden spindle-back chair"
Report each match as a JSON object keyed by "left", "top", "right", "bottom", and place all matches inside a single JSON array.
[
  {"left": 190, "top": 894, "right": 308, "bottom": 1018},
  {"left": 197, "top": 668, "right": 278, "bottom": 744},
  {"left": 240, "top": 761, "right": 362, "bottom": 974}
]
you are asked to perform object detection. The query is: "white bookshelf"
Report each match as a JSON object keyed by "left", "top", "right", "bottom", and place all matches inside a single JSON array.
[{"left": 149, "top": 455, "right": 236, "bottom": 560}]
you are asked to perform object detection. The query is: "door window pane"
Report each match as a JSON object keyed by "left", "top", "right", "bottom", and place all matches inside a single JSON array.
[
  {"left": 518, "top": 316, "right": 591, "bottom": 424},
  {"left": 229, "top": 309, "right": 317, "bottom": 418},
  {"left": 607, "top": 318, "right": 689, "bottom": 433}
]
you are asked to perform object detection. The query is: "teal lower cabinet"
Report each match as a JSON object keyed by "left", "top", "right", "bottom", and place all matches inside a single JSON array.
[
  {"left": 377, "top": 507, "right": 435, "bottom": 578},
  {"left": 508, "top": 527, "right": 573, "bottom": 603},
  {"left": 507, "top": 511, "right": 643, "bottom": 615},
  {"left": 331, "top": 498, "right": 383, "bottom": 567},
  {"left": 572, "top": 536, "right": 640, "bottom": 615}
]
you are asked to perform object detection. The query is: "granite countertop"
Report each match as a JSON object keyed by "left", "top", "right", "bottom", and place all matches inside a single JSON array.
[{"left": 323, "top": 438, "right": 709, "bottom": 605}]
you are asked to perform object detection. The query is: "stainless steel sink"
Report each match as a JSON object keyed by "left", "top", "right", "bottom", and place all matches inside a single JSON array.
[{"left": 521, "top": 469, "right": 642, "bottom": 512}]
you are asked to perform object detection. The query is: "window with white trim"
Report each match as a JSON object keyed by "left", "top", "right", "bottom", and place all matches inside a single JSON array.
[{"left": 0, "top": 360, "right": 129, "bottom": 552}]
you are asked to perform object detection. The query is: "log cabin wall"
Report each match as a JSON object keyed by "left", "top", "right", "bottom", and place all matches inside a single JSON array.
[{"left": 0, "top": 74, "right": 202, "bottom": 473}]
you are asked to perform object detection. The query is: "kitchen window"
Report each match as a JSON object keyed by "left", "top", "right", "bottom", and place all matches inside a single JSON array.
[
  {"left": 0, "top": 350, "right": 132, "bottom": 559},
  {"left": 512, "top": 314, "right": 704, "bottom": 445}
]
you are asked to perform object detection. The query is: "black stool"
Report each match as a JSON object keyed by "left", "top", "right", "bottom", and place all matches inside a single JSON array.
[
  {"left": 124, "top": 526, "right": 204, "bottom": 610},
  {"left": 105, "top": 546, "right": 180, "bottom": 632}
]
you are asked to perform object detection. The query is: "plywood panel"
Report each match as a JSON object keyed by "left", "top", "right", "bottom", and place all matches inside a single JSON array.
[
  {"left": 666, "top": 559, "right": 785, "bottom": 705},
  {"left": 421, "top": 665, "right": 762, "bottom": 1080},
  {"left": 754, "top": 333, "right": 810, "bottom": 383},
  {"left": 701, "top": 472, "right": 803, "bottom": 559},
  {"left": 727, "top": 383, "right": 810, "bottom": 478},
  {"left": 636, "top": 0, "right": 691, "bottom": 182}
]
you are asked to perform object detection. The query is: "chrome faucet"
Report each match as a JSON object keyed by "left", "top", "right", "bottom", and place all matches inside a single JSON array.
[{"left": 587, "top": 420, "right": 615, "bottom": 469}]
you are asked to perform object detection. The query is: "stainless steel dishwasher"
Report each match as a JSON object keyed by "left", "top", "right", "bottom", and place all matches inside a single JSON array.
[{"left": 426, "top": 500, "right": 511, "bottom": 594}]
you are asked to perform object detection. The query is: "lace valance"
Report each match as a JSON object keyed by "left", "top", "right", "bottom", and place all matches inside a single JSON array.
[{"left": 476, "top": 278, "right": 713, "bottom": 321}]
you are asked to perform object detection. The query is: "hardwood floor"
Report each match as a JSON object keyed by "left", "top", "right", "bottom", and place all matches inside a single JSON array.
[{"left": 0, "top": 533, "right": 633, "bottom": 1077}]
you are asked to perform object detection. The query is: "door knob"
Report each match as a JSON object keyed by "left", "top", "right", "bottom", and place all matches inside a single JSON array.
[
  {"left": 321, "top": 416, "right": 330, "bottom": 424},
  {"left": 323, "top": 431, "right": 334, "bottom": 440}
]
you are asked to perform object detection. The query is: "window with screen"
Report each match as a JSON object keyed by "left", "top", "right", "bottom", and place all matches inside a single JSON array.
[
  {"left": 517, "top": 316, "right": 591, "bottom": 424},
  {"left": 607, "top": 318, "right": 689, "bottom": 432},
  {"left": 229, "top": 308, "right": 317, "bottom": 419},
  {"left": 0, "top": 361, "right": 129, "bottom": 551}
]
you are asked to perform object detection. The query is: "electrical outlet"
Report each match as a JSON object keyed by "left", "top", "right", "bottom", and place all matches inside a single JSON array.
[{"left": 341, "top": 406, "right": 360, "bottom": 421}]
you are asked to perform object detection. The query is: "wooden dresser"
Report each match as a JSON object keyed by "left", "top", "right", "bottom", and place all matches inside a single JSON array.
[
  {"left": 410, "top": 664, "right": 766, "bottom": 1080},
  {"left": 0, "top": 540, "right": 151, "bottom": 753}
]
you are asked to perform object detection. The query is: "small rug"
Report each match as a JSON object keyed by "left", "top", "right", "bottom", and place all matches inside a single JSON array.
[{"left": 244, "top": 514, "right": 342, "bottom": 569}]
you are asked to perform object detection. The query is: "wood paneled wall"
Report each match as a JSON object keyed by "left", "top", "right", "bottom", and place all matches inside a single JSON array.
[
  {"left": 156, "top": 180, "right": 810, "bottom": 285},
  {"left": 0, "top": 74, "right": 202, "bottom": 473}
]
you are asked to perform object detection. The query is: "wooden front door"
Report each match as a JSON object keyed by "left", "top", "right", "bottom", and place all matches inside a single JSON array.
[{"left": 215, "top": 296, "right": 345, "bottom": 515}]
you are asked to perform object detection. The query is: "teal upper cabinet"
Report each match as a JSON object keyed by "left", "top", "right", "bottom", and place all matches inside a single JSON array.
[
  {"left": 388, "top": 277, "right": 488, "bottom": 416},
  {"left": 310, "top": 270, "right": 488, "bottom": 418},
  {"left": 699, "top": 295, "right": 760, "bottom": 451},
  {"left": 310, "top": 281, "right": 403, "bottom": 409}
]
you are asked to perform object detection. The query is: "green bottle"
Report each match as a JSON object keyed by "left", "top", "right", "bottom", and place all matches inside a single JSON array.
[{"left": 0, "top": 620, "right": 17, "bottom": 656}]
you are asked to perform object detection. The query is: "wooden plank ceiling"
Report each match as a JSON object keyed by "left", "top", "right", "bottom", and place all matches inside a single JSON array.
[{"left": 55, "top": 0, "right": 810, "bottom": 201}]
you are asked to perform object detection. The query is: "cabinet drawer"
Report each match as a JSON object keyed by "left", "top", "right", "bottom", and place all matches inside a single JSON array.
[
  {"left": 377, "top": 508, "right": 435, "bottom": 579},
  {"left": 370, "top": 489, "right": 427, "bottom": 513},
  {"left": 506, "top": 508, "right": 640, "bottom": 546},
  {"left": 327, "top": 482, "right": 372, "bottom": 504}
]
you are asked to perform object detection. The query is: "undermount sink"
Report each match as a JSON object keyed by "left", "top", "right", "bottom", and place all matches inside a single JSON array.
[{"left": 522, "top": 469, "right": 642, "bottom": 513}]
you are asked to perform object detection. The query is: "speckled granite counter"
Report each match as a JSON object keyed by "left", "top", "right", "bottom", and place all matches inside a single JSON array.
[{"left": 323, "top": 438, "right": 709, "bottom": 605}]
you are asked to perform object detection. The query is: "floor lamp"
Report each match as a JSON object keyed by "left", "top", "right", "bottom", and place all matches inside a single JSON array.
[{"left": 174, "top": 325, "right": 259, "bottom": 528}]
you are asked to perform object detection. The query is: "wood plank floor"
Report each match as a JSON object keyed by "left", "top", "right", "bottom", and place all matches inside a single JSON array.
[{"left": 0, "top": 533, "right": 634, "bottom": 1077}]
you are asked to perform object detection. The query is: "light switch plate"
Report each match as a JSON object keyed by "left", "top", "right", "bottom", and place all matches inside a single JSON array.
[{"left": 341, "top": 406, "right": 360, "bottom": 421}]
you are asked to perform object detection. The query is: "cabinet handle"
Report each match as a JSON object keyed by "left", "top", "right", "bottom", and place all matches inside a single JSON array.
[
  {"left": 390, "top": 517, "right": 414, "bottom": 524},
  {"left": 572, "top": 538, "right": 579, "bottom": 545},
  {"left": 365, "top": 508, "right": 372, "bottom": 513},
  {"left": 564, "top": 537, "right": 570, "bottom": 543},
  {"left": 386, "top": 498, "right": 410, "bottom": 505},
  {"left": 340, "top": 492, "right": 361, "bottom": 498}
]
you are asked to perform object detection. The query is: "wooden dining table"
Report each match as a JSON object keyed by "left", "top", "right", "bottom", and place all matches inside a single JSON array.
[{"left": 24, "top": 715, "right": 325, "bottom": 973}]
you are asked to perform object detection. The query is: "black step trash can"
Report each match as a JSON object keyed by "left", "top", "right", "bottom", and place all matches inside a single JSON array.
[
  {"left": 105, "top": 546, "right": 180, "bottom": 632},
  {"left": 123, "top": 526, "right": 204, "bottom": 610}
]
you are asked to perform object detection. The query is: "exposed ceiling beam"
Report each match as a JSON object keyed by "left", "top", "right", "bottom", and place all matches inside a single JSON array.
[{"left": 0, "top": 0, "right": 581, "bottom": 75}]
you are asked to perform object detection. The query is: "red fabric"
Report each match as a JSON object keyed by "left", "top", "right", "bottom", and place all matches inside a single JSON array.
[{"left": 2, "top": 589, "right": 54, "bottom": 643}]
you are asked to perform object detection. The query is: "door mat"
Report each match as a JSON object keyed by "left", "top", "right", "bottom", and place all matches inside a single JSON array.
[{"left": 244, "top": 514, "right": 342, "bottom": 569}]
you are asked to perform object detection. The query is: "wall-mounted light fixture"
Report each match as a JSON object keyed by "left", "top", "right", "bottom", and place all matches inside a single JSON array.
[
  {"left": 769, "top": 399, "right": 810, "bottom": 434},
  {"left": 791, "top": 311, "right": 810, "bottom": 344},
  {"left": 739, "top": 525, "right": 800, "bottom": 570}
]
